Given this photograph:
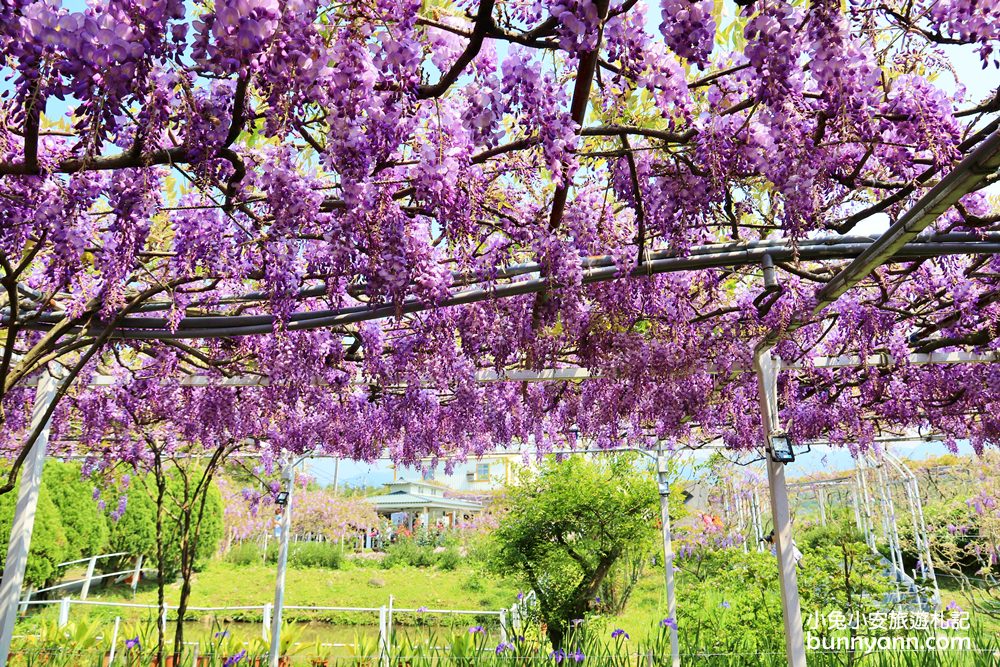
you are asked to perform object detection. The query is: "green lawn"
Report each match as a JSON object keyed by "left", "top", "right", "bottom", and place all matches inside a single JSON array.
[
  {"left": 17, "top": 554, "right": 998, "bottom": 650},
  {"left": 66, "top": 560, "right": 520, "bottom": 626}
]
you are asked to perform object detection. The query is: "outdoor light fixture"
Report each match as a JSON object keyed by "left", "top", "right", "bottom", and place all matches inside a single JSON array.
[
  {"left": 275, "top": 491, "right": 290, "bottom": 506},
  {"left": 768, "top": 431, "right": 795, "bottom": 464}
]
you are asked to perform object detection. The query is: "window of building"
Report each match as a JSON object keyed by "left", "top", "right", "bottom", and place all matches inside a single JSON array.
[
  {"left": 421, "top": 468, "right": 435, "bottom": 481},
  {"left": 476, "top": 463, "right": 490, "bottom": 480}
]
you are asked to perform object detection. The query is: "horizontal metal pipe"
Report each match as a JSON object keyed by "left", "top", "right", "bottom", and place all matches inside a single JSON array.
[
  {"left": 11, "top": 240, "right": 1000, "bottom": 339},
  {"left": 816, "top": 130, "right": 1000, "bottom": 309}
]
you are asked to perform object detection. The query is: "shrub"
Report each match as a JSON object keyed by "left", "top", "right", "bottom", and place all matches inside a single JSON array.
[
  {"left": 44, "top": 462, "right": 108, "bottom": 562},
  {"left": 288, "top": 541, "right": 343, "bottom": 569},
  {"left": 103, "top": 467, "right": 224, "bottom": 578},
  {"left": 437, "top": 547, "right": 462, "bottom": 571},
  {"left": 103, "top": 484, "right": 156, "bottom": 574},
  {"left": 225, "top": 541, "right": 263, "bottom": 567},
  {"left": 382, "top": 537, "right": 439, "bottom": 568},
  {"left": 0, "top": 483, "right": 68, "bottom": 587}
]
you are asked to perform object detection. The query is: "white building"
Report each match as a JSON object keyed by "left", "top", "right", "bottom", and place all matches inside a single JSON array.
[
  {"left": 392, "top": 452, "right": 529, "bottom": 492},
  {"left": 366, "top": 480, "right": 483, "bottom": 530}
]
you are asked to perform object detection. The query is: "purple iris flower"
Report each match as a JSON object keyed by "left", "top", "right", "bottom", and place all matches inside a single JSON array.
[
  {"left": 224, "top": 649, "right": 247, "bottom": 666},
  {"left": 417, "top": 606, "right": 429, "bottom": 612},
  {"left": 215, "top": 630, "right": 230, "bottom": 638},
  {"left": 720, "top": 601, "right": 731, "bottom": 609},
  {"left": 660, "top": 617, "right": 678, "bottom": 631},
  {"left": 468, "top": 625, "right": 486, "bottom": 634},
  {"left": 517, "top": 592, "right": 525, "bottom": 601},
  {"left": 571, "top": 649, "right": 585, "bottom": 663},
  {"left": 125, "top": 637, "right": 140, "bottom": 651},
  {"left": 550, "top": 649, "right": 566, "bottom": 663},
  {"left": 496, "top": 642, "right": 514, "bottom": 654},
  {"left": 610, "top": 629, "right": 629, "bottom": 640}
]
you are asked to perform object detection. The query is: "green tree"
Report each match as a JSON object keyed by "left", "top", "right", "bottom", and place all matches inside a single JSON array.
[
  {"left": 159, "top": 470, "right": 224, "bottom": 574},
  {"left": 0, "top": 483, "right": 68, "bottom": 588},
  {"left": 104, "top": 469, "right": 223, "bottom": 579},
  {"left": 103, "top": 481, "right": 157, "bottom": 573},
  {"left": 797, "top": 522, "right": 895, "bottom": 665},
  {"left": 488, "top": 455, "right": 660, "bottom": 648},
  {"left": 44, "top": 462, "right": 109, "bottom": 561}
]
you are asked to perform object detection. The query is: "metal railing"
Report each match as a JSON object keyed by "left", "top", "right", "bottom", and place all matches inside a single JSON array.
[
  {"left": 20, "top": 552, "right": 145, "bottom": 611},
  {"left": 16, "top": 595, "right": 511, "bottom": 651}
]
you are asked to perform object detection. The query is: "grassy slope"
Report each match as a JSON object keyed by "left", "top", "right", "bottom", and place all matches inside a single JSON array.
[
  {"left": 76, "top": 561, "right": 520, "bottom": 625},
  {"left": 24, "top": 552, "right": 1000, "bottom": 641}
]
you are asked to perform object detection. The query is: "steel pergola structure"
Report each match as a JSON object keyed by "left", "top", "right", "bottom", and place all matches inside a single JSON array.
[
  {"left": 10, "top": 232, "right": 1000, "bottom": 339},
  {"left": 786, "top": 445, "right": 942, "bottom": 610},
  {"left": 0, "top": 131, "right": 999, "bottom": 666}
]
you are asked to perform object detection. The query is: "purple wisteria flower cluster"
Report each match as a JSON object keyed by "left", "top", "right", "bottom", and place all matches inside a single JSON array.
[{"left": 0, "top": 0, "right": 997, "bottom": 517}]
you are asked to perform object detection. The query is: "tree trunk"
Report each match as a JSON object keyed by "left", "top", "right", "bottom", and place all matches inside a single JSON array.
[
  {"left": 173, "top": 446, "right": 225, "bottom": 661},
  {"left": 541, "top": 554, "right": 620, "bottom": 650},
  {"left": 154, "top": 452, "right": 167, "bottom": 665},
  {"left": 546, "top": 622, "right": 565, "bottom": 650},
  {"left": 171, "top": 504, "right": 192, "bottom": 661}
]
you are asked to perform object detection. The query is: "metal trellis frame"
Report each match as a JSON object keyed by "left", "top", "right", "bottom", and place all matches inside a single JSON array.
[{"left": 1, "top": 131, "right": 998, "bottom": 667}]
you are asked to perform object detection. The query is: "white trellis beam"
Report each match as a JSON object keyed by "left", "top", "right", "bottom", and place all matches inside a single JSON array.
[
  {"left": 754, "top": 349, "right": 807, "bottom": 667},
  {"left": 0, "top": 369, "right": 60, "bottom": 660}
]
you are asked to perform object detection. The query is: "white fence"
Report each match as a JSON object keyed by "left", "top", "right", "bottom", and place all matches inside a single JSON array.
[
  {"left": 18, "top": 595, "right": 515, "bottom": 648},
  {"left": 19, "top": 552, "right": 145, "bottom": 611}
]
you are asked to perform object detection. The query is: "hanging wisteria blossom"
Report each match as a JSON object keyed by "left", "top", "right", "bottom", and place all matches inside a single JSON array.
[{"left": 0, "top": 0, "right": 998, "bottom": 484}]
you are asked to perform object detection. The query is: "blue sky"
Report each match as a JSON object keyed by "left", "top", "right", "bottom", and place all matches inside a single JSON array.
[{"left": 308, "top": 439, "right": 978, "bottom": 489}]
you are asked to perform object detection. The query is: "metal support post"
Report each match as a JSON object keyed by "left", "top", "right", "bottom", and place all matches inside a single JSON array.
[
  {"left": 387, "top": 594, "right": 394, "bottom": 649},
  {"left": 131, "top": 555, "right": 144, "bottom": 596},
  {"left": 817, "top": 489, "right": 827, "bottom": 527},
  {"left": 263, "top": 603, "right": 272, "bottom": 640},
  {"left": 80, "top": 555, "right": 98, "bottom": 600},
  {"left": 655, "top": 445, "right": 680, "bottom": 667},
  {"left": 850, "top": 485, "right": 862, "bottom": 536},
  {"left": 754, "top": 347, "right": 806, "bottom": 667},
  {"left": 18, "top": 588, "right": 32, "bottom": 615},
  {"left": 879, "top": 465, "right": 906, "bottom": 579},
  {"left": 0, "top": 369, "right": 60, "bottom": 664},
  {"left": 109, "top": 617, "right": 121, "bottom": 664},
  {"left": 268, "top": 462, "right": 296, "bottom": 667},
  {"left": 58, "top": 598, "right": 70, "bottom": 628},
  {"left": 856, "top": 462, "right": 877, "bottom": 549},
  {"left": 722, "top": 483, "right": 733, "bottom": 528},
  {"left": 883, "top": 450, "right": 940, "bottom": 607},
  {"left": 378, "top": 606, "right": 389, "bottom": 667},
  {"left": 751, "top": 487, "right": 765, "bottom": 551},
  {"left": 733, "top": 483, "right": 749, "bottom": 552}
]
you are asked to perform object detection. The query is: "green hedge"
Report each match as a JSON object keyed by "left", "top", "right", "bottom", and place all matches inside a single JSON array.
[{"left": 225, "top": 540, "right": 344, "bottom": 569}]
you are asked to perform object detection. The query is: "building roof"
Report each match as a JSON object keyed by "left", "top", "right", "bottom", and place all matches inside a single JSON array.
[
  {"left": 388, "top": 479, "right": 447, "bottom": 494},
  {"left": 365, "top": 490, "right": 483, "bottom": 512}
]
